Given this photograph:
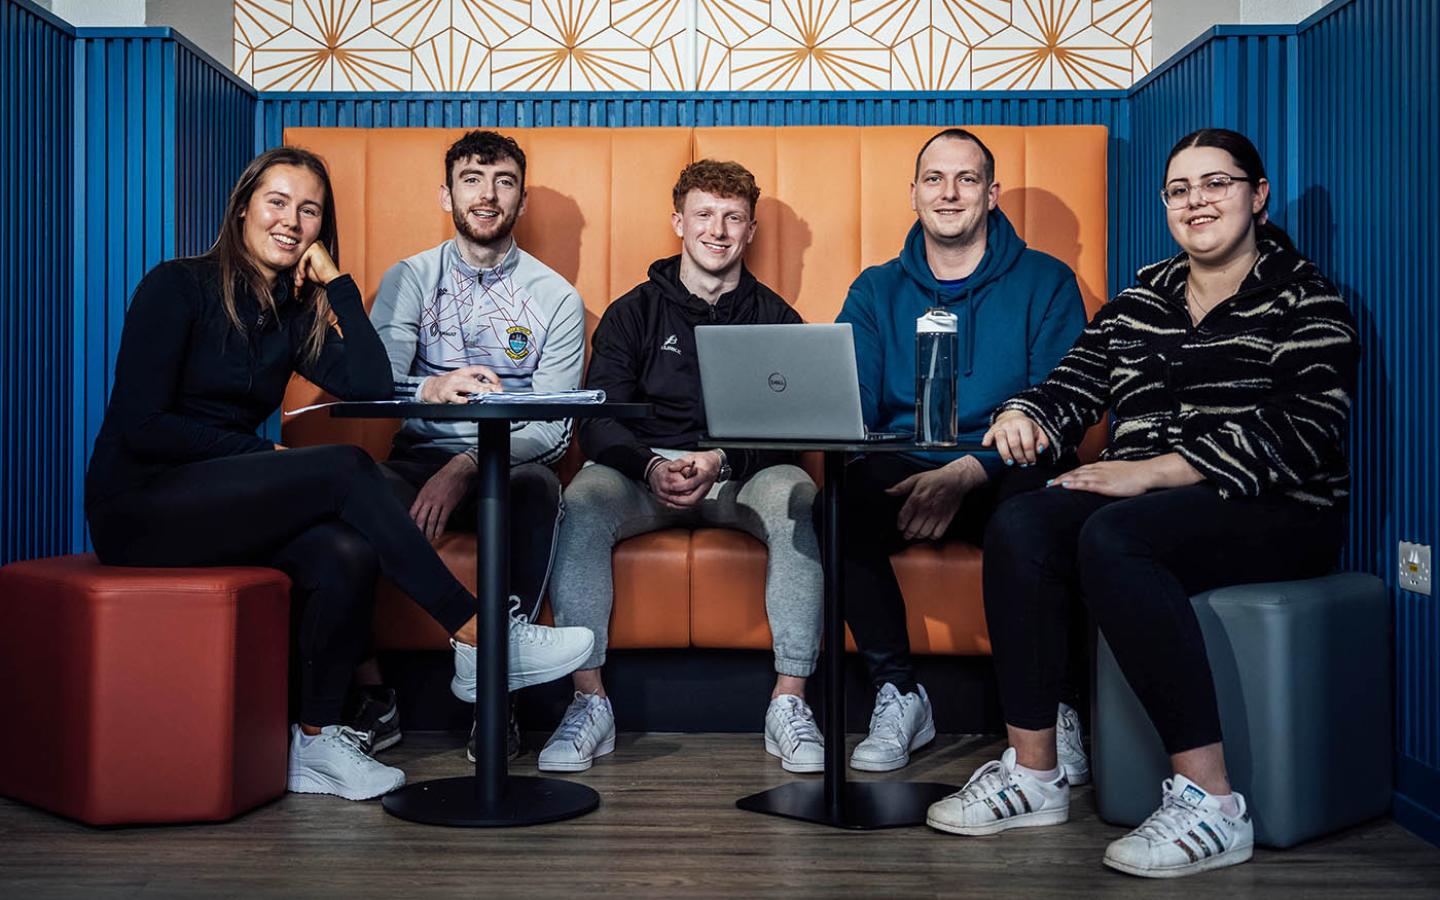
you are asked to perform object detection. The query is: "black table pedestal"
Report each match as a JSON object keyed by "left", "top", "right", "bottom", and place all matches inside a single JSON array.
[
  {"left": 736, "top": 780, "right": 955, "bottom": 830},
  {"left": 713, "top": 442, "right": 974, "bottom": 830},
  {"left": 332, "top": 402, "right": 648, "bottom": 828},
  {"left": 382, "top": 775, "right": 599, "bottom": 827}
]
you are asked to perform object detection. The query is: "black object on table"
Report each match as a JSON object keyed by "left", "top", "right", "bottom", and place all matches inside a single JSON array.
[
  {"left": 701, "top": 437, "right": 985, "bottom": 829},
  {"left": 332, "top": 400, "right": 650, "bottom": 827}
]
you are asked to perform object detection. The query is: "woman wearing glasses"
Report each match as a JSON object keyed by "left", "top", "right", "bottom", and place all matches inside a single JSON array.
[{"left": 923, "top": 129, "right": 1358, "bottom": 878}]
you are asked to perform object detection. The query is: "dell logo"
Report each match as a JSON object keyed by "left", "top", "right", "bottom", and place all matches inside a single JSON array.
[{"left": 768, "top": 372, "right": 787, "bottom": 392}]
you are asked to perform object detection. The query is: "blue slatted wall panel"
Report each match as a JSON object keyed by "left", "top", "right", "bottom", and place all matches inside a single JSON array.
[
  {"left": 1119, "top": 31, "right": 1296, "bottom": 292},
  {"left": 69, "top": 29, "right": 256, "bottom": 551},
  {"left": 1298, "top": 0, "right": 1440, "bottom": 841},
  {"left": 73, "top": 34, "right": 176, "bottom": 541},
  {"left": 1, "top": 1, "right": 73, "bottom": 565},
  {"left": 175, "top": 41, "right": 255, "bottom": 257}
]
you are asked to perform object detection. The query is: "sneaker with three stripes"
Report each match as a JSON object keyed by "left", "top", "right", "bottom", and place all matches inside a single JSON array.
[
  {"left": 926, "top": 747, "right": 1070, "bottom": 835},
  {"left": 1103, "top": 775, "right": 1253, "bottom": 878}
]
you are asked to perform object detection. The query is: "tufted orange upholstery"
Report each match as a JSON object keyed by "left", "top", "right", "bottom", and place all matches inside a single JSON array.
[{"left": 281, "top": 125, "right": 1108, "bottom": 656}]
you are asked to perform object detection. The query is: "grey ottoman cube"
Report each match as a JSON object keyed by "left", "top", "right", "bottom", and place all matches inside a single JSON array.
[{"left": 1093, "top": 572, "right": 1391, "bottom": 848}]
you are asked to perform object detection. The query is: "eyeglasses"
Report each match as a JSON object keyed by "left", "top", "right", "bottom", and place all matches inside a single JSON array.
[{"left": 1159, "top": 174, "right": 1253, "bottom": 209}]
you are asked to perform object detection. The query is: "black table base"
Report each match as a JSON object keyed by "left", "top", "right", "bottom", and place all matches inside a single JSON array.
[
  {"left": 382, "top": 775, "right": 599, "bottom": 827},
  {"left": 699, "top": 439, "right": 985, "bottom": 831},
  {"left": 332, "top": 402, "right": 650, "bottom": 829},
  {"left": 736, "top": 780, "right": 956, "bottom": 829}
]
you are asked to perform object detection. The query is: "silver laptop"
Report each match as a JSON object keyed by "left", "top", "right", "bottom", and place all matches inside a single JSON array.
[{"left": 695, "top": 323, "right": 910, "bottom": 441}]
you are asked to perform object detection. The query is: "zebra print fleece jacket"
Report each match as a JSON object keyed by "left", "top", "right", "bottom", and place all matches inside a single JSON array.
[{"left": 998, "top": 239, "right": 1359, "bottom": 508}]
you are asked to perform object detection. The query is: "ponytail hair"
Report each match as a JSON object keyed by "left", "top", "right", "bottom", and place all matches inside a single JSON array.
[{"left": 1166, "top": 128, "right": 1297, "bottom": 254}]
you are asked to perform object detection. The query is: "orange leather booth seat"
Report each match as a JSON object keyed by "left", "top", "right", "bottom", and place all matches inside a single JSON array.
[
  {"left": 0, "top": 555, "right": 291, "bottom": 825},
  {"left": 281, "top": 125, "right": 1109, "bottom": 656}
]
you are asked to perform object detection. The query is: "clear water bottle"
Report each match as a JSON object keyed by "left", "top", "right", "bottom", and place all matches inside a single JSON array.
[{"left": 915, "top": 307, "right": 958, "bottom": 447}]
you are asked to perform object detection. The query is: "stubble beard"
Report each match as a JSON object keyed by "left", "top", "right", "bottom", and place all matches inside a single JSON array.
[{"left": 453, "top": 206, "right": 517, "bottom": 249}]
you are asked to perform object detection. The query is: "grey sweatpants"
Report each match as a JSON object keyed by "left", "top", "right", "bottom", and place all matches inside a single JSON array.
[{"left": 551, "top": 460, "right": 822, "bottom": 676}]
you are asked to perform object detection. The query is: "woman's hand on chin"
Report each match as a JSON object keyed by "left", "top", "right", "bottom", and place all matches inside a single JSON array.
[{"left": 293, "top": 242, "right": 341, "bottom": 289}]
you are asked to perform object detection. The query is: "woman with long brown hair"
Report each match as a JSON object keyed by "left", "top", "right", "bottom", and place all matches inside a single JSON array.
[{"left": 84, "top": 147, "right": 593, "bottom": 801}]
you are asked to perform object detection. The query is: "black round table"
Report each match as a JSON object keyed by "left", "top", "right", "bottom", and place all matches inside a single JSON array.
[
  {"left": 332, "top": 400, "right": 650, "bottom": 827},
  {"left": 701, "top": 437, "right": 985, "bottom": 829}
]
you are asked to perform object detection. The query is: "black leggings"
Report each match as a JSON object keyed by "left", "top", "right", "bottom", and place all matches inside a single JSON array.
[
  {"left": 87, "top": 445, "right": 476, "bottom": 725},
  {"left": 983, "top": 480, "right": 1344, "bottom": 754}
]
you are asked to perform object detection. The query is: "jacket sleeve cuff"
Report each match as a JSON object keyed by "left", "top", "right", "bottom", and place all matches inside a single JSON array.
[
  {"left": 995, "top": 397, "right": 1065, "bottom": 462},
  {"left": 1173, "top": 440, "right": 1260, "bottom": 499}
]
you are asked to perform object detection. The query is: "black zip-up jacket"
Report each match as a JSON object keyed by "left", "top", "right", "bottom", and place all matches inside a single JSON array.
[
  {"left": 580, "top": 256, "right": 803, "bottom": 481},
  {"left": 1000, "top": 239, "right": 1359, "bottom": 507},
  {"left": 85, "top": 256, "right": 393, "bottom": 508}
]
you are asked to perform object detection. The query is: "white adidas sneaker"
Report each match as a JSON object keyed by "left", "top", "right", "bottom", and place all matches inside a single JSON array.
[
  {"left": 1103, "top": 775, "right": 1254, "bottom": 878},
  {"left": 1056, "top": 701, "right": 1090, "bottom": 785},
  {"left": 850, "top": 683, "right": 935, "bottom": 772},
  {"left": 286, "top": 724, "right": 406, "bottom": 801},
  {"left": 927, "top": 747, "right": 1070, "bottom": 835},
  {"left": 537, "top": 692, "right": 616, "bottom": 773},
  {"left": 764, "top": 694, "right": 824, "bottom": 773},
  {"left": 451, "top": 598, "right": 596, "bottom": 701}
]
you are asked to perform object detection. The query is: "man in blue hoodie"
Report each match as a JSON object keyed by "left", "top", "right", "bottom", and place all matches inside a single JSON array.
[{"left": 837, "top": 128, "right": 1087, "bottom": 773}]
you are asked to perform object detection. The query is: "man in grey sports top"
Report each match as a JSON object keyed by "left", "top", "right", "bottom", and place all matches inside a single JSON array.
[{"left": 363, "top": 129, "right": 586, "bottom": 762}]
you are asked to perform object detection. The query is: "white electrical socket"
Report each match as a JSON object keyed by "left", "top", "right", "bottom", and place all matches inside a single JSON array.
[{"left": 1398, "top": 541, "right": 1432, "bottom": 595}]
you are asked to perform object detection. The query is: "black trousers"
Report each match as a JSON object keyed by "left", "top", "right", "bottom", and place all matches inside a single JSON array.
[
  {"left": 87, "top": 445, "right": 476, "bottom": 725},
  {"left": 381, "top": 446, "right": 563, "bottom": 621},
  {"left": 984, "top": 480, "right": 1344, "bottom": 754},
  {"left": 835, "top": 454, "right": 1056, "bottom": 694}
]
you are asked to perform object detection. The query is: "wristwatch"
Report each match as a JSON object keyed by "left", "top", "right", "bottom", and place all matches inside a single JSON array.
[{"left": 713, "top": 448, "right": 733, "bottom": 484}]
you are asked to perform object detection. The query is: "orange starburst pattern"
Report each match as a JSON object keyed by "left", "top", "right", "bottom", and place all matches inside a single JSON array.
[
  {"left": 249, "top": 0, "right": 411, "bottom": 90},
  {"left": 730, "top": 0, "right": 891, "bottom": 90},
  {"left": 233, "top": 0, "right": 1151, "bottom": 91},
  {"left": 970, "top": 0, "right": 1140, "bottom": 90},
  {"left": 491, "top": 0, "right": 651, "bottom": 90}
]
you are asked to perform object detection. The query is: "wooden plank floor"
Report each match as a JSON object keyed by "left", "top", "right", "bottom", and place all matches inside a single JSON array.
[{"left": 2, "top": 732, "right": 1437, "bottom": 899}]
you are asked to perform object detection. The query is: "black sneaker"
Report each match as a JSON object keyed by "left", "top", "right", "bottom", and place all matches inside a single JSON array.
[
  {"left": 466, "top": 701, "right": 524, "bottom": 762},
  {"left": 348, "top": 686, "right": 401, "bottom": 754}
]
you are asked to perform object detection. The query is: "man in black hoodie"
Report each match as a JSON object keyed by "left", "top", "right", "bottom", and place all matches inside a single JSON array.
[{"left": 543, "top": 161, "right": 824, "bottom": 774}]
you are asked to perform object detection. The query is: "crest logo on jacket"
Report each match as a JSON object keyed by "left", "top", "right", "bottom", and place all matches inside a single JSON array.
[
  {"left": 662, "top": 334, "right": 681, "bottom": 355},
  {"left": 505, "top": 325, "right": 533, "bottom": 360}
]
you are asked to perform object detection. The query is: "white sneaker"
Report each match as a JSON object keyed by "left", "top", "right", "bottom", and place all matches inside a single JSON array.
[
  {"left": 764, "top": 694, "right": 824, "bottom": 773},
  {"left": 927, "top": 747, "right": 1070, "bottom": 835},
  {"left": 1056, "top": 701, "right": 1090, "bottom": 785},
  {"left": 537, "top": 692, "right": 616, "bottom": 772},
  {"left": 1103, "top": 775, "right": 1254, "bottom": 878},
  {"left": 286, "top": 724, "right": 406, "bottom": 801},
  {"left": 849, "top": 683, "right": 935, "bottom": 772},
  {"left": 451, "top": 598, "right": 596, "bottom": 701}
]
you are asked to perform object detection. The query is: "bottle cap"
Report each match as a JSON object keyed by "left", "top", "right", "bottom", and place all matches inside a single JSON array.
[{"left": 917, "top": 307, "right": 958, "bottom": 334}]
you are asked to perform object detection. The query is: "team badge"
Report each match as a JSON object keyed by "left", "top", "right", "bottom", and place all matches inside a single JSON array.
[{"left": 505, "top": 325, "right": 533, "bottom": 360}]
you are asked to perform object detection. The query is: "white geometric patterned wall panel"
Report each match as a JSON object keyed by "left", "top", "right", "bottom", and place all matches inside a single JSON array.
[{"left": 234, "top": 0, "right": 1151, "bottom": 91}]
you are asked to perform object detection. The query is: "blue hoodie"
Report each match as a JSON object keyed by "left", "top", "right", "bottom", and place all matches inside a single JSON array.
[{"left": 837, "top": 208, "right": 1086, "bottom": 475}]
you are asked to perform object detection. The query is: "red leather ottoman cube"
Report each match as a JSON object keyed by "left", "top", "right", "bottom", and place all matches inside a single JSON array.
[{"left": 0, "top": 554, "right": 291, "bottom": 825}]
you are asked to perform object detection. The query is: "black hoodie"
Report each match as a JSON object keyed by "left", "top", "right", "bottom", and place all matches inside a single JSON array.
[{"left": 580, "top": 256, "right": 802, "bottom": 481}]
